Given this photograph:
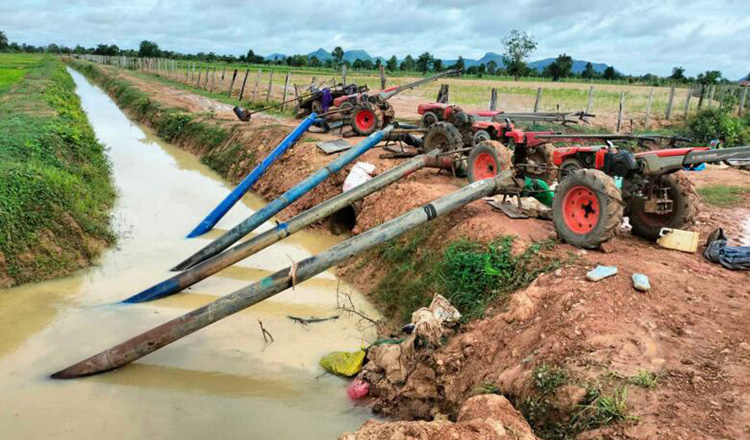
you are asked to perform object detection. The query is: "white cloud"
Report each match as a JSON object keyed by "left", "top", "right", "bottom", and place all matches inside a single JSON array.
[{"left": 0, "top": 0, "right": 748, "bottom": 78}]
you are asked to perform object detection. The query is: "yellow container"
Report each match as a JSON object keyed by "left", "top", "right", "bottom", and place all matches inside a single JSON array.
[{"left": 656, "top": 228, "right": 699, "bottom": 253}]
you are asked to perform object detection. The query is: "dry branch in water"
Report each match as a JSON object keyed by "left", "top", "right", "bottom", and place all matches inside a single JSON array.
[{"left": 258, "top": 319, "right": 274, "bottom": 343}]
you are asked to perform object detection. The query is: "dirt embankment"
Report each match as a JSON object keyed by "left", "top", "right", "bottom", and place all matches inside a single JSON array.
[
  {"left": 69, "top": 60, "right": 750, "bottom": 440},
  {"left": 0, "top": 58, "right": 115, "bottom": 288}
]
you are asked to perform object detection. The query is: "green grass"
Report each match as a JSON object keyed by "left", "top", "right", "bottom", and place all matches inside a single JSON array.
[
  {"left": 369, "top": 224, "right": 560, "bottom": 323},
  {"left": 0, "top": 53, "right": 45, "bottom": 95},
  {"left": 628, "top": 370, "right": 659, "bottom": 389},
  {"left": 0, "top": 54, "right": 115, "bottom": 285},
  {"left": 534, "top": 364, "right": 568, "bottom": 395},
  {"left": 698, "top": 185, "right": 750, "bottom": 207},
  {"left": 570, "top": 386, "right": 637, "bottom": 432}
]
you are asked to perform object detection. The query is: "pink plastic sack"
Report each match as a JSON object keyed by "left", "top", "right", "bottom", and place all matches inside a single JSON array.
[{"left": 347, "top": 378, "right": 370, "bottom": 400}]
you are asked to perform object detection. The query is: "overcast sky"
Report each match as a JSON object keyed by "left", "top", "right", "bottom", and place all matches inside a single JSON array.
[{"left": 1, "top": 0, "right": 748, "bottom": 79}]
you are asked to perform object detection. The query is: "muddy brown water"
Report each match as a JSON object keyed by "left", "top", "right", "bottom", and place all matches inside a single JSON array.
[{"left": 0, "top": 68, "right": 380, "bottom": 439}]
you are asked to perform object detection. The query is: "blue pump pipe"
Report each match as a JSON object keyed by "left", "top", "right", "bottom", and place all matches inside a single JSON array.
[
  {"left": 186, "top": 113, "right": 318, "bottom": 238},
  {"left": 172, "top": 125, "right": 394, "bottom": 271}
]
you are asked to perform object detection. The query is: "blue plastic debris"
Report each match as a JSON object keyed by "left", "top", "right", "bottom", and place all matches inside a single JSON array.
[
  {"left": 632, "top": 273, "right": 651, "bottom": 291},
  {"left": 586, "top": 265, "right": 618, "bottom": 281}
]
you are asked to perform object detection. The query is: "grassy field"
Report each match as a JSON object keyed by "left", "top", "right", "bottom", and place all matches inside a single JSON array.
[
  {"left": 88, "top": 56, "right": 709, "bottom": 126},
  {"left": 0, "top": 54, "right": 115, "bottom": 287}
]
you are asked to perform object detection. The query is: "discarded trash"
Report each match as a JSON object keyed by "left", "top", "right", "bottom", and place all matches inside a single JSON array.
[
  {"left": 704, "top": 228, "right": 750, "bottom": 270},
  {"left": 347, "top": 378, "right": 370, "bottom": 400},
  {"left": 317, "top": 138, "right": 352, "bottom": 155},
  {"left": 657, "top": 228, "right": 699, "bottom": 253},
  {"left": 586, "top": 265, "right": 618, "bottom": 281},
  {"left": 620, "top": 216, "right": 632, "bottom": 232},
  {"left": 319, "top": 349, "right": 366, "bottom": 377},
  {"left": 632, "top": 273, "right": 651, "bottom": 291},
  {"left": 343, "top": 162, "right": 376, "bottom": 192}
]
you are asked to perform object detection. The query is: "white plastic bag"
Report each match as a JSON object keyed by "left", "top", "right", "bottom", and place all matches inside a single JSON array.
[{"left": 343, "top": 162, "right": 376, "bottom": 192}]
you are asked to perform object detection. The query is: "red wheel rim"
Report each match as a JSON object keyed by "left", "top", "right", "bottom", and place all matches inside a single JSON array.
[
  {"left": 355, "top": 110, "right": 375, "bottom": 131},
  {"left": 472, "top": 152, "right": 498, "bottom": 180},
  {"left": 562, "top": 185, "right": 600, "bottom": 234}
]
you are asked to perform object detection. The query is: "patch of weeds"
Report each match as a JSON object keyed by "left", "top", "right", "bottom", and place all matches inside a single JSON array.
[
  {"left": 570, "top": 386, "right": 637, "bottom": 433},
  {"left": 628, "top": 370, "right": 659, "bottom": 389},
  {"left": 474, "top": 381, "right": 501, "bottom": 395},
  {"left": 534, "top": 364, "right": 568, "bottom": 395},
  {"left": 372, "top": 231, "right": 560, "bottom": 323},
  {"left": 697, "top": 185, "right": 750, "bottom": 207}
]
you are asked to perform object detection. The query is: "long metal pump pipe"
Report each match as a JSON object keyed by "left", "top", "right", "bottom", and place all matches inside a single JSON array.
[
  {"left": 122, "top": 150, "right": 454, "bottom": 303},
  {"left": 186, "top": 113, "right": 318, "bottom": 238},
  {"left": 51, "top": 171, "right": 513, "bottom": 379},
  {"left": 173, "top": 125, "right": 394, "bottom": 271}
]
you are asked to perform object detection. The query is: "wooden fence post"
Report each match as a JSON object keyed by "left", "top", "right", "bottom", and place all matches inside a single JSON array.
[
  {"left": 227, "top": 69, "right": 238, "bottom": 97},
  {"left": 238, "top": 69, "right": 250, "bottom": 101},
  {"left": 697, "top": 85, "right": 705, "bottom": 109},
  {"left": 342, "top": 65, "right": 347, "bottom": 85},
  {"left": 221, "top": 68, "right": 226, "bottom": 81},
  {"left": 585, "top": 86, "right": 595, "bottom": 114},
  {"left": 644, "top": 88, "right": 655, "bottom": 128},
  {"left": 489, "top": 88, "right": 498, "bottom": 111},
  {"left": 204, "top": 65, "right": 210, "bottom": 89},
  {"left": 281, "top": 72, "right": 291, "bottom": 111},
  {"left": 252, "top": 69, "right": 262, "bottom": 101},
  {"left": 707, "top": 85, "right": 715, "bottom": 108},
  {"left": 196, "top": 65, "right": 202, "bottom": 87},
  {"left": 616, "top": 91, "right": 625, "bottom": 132},
  {"left": 665, "top": 86, "right": 675, "bottom": 120},
  {"left": 266, "top": 69, "right": 275, "bottom": 101},
  {"left": 717, "top": 85, "right": 725, "bottom": 108},
  {"left": 739, "top": 87, "right": 748, "bottom": 116},
  {"left": 437, "top": 84, "right": 449, "bottom": 103},
  {"left": 379, "top": 65, "right": 386, "bottom": 89},
  {"left": 683, "top": 88, "right": 693, "bottom": 119},
  {"left": 533, "top": 87, "right": 542, "bottom": 112}
]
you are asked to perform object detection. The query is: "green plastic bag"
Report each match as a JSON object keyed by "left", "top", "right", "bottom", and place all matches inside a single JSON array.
[{"left": 319, "top": 349, "right": 366, "bottom": 377}]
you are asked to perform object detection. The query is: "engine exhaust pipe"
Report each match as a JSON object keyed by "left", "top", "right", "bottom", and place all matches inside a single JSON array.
[
  {"left": 186, "top": 113, "right": 318, "bottom": 238},
  {"left": 172, "top": 125, "right": 394, "bottom": 271},
  {"left": 122, "top": 150, "right": 453, "bottom": 303},
  {"left": 51, "top": 171, "right": 513, "bottom": 379}
]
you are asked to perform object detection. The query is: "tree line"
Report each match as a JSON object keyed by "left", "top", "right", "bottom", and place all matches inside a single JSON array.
[{"left": 0, "top": 30, "right": 744, "bottom": 86}]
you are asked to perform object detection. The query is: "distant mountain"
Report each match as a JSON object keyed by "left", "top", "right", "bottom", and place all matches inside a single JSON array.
[
  {"left": 306, "top": 48, "right": 331, "bottom": 61},
  {"left": 264, "top": 48, "right": 616, "bottom": 75},
  {"left": 343, "top": 50, "right": 372, "bottom": 62},
  {"left": 264, "top": 53, "right": 286, "bottom": 61},
  {"left": 528, "top": 58, "right": 610, "bottom": 74}
]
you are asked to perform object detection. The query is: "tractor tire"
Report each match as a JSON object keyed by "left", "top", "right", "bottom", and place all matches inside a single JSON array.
[
  {"left": 472, "top": 129, "right": 492, "bottom": 145},
  {"left": 421, "top": 111, "right": 439, "bottom": 127},
  {"left": 525, "top": 143, "right": 556, "bottom": 184},
  {"left": 311, "top": 99, "right": 323, "bottom": 114},
  {"left": 553, "top": 169, "right": 624, "bottom": 249},
  {"left": 627, "top": 171, "right": 698, "bottom": 241},
  {"left": 339, "top": 101, "right": 354, "bottom": 112},
  {"left": 351, "top": 102, "right": 383, "bottom": 136},
  {"left": 467, "top": 140, "right": 512, "bottom": 183},
  {"left": 423, "top": 121, "right": 463, "bottom": 153},
  {"left": 558, "top": 157, "right": 584, "bottom": 181},
  {"left": 382, "top": 101, "right": 396, "bottom": 125}
]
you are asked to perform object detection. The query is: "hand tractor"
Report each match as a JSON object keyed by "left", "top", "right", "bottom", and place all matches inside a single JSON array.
[
  {"left": 466, "top": 133, "right": 750, "bottom": 248},
  {"left": 328, "top": 69, "right": 460, "bottom": 136},
  {"left": 420, "top": 109, "right": 562, "bottom": 183}
]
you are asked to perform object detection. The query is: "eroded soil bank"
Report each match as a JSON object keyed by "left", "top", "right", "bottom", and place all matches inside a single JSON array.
[{"left": 68, "top": 59, "right": 750, "bottom": 440}]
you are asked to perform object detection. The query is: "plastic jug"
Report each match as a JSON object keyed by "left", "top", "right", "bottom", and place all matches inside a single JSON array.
[{"left": 657, "top": 228, "right": 699, "bottom": 253}]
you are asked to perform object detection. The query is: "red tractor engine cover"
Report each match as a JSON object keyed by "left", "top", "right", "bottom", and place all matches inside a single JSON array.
[
  {"left": 553, "top": 146, "right": 609, "bottom": 169},
  {"left": 417, "top": 102, "right": 450, "bottom": 115}
]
